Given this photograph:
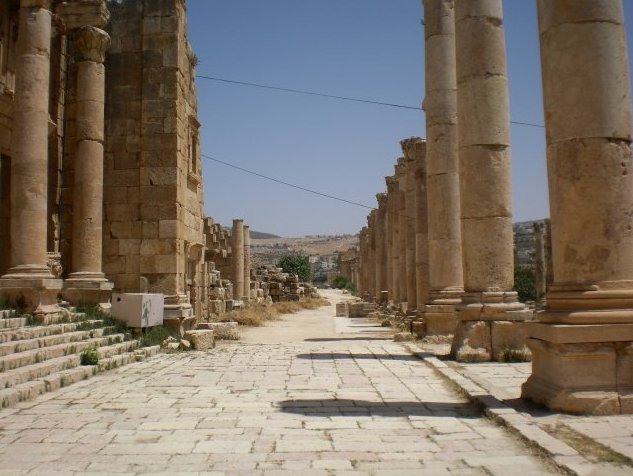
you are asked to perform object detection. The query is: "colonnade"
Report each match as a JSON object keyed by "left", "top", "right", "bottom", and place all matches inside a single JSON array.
[
  {"left": 355, "top": 0, "right": 633, "bottom": 414},
  {"left": 0, "top": 0, "right": 112, "bottom": 312}
]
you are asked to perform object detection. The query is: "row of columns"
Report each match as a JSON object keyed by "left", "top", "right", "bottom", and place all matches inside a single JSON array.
[
  {"left": 0, "top": 0, "right": 112, "bottom": 313},
  {"left": 356, "top": 0, "right": 633, "bottom": 414}
]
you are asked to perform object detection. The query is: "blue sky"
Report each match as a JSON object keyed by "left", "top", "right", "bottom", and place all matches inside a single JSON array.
[{"left": 187, "top": 1, "right": 633, "bottom": 237}]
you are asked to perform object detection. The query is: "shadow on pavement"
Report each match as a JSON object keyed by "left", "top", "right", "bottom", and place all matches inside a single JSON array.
[
  {"left": 303, "top": 337, "right": 390, "bottom": 342},
  {"left": 277, "top": 398, "right": 480, "bottom": 418},
  {"left": 295, "top": 352, "right": 420, "bottom": 361}
]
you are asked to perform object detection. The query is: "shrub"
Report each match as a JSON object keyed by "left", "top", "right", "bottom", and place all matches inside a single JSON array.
[
  {"left": 514, "top": 267, "right": 536, "bottom": 302},
  {"left": 80, "top": 346, "right": 99, "bottom": 366},
  {"left": 277, "top": 253, "right": 311, "bottom": 282}
]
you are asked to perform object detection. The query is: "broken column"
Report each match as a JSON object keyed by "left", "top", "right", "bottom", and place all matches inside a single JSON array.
[
  {"left": 422, "top": 0, "right": 464, "bottom": 336},
  {"left": 375, "top": 193, "right": 388, "bottom": 303},
  {"left": 522, "top": 0, "right": 633, "bottom": 414},
  {"left": 63, "top": 26, "right": 114, "bottom": 307},
  {"left": 231, "top": 219, "right": 245, "bottom": 301},
  {"left": 0, "top": 0, "right": 63, "bottom": 313},
  {"left": 451, "top": 0, "right": 531, "bottom": 361},
  {"left": 243, "top": 223, "right": 251, "bottom": 302}
]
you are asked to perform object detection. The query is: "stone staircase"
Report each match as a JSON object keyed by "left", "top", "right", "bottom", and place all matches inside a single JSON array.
[{"left": 0, "top": 308, "right": 160, "bottom": 408}]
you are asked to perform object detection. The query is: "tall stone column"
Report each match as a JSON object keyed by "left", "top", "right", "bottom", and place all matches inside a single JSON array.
[
  {"left": 375, "top": 193, "right": 388, "bottom": 303},
  {"left": 522, "top": 0, "right": 633, "bottom": 414},
  {"left": 451, "top": 0, "right": 531, "bottom": 361},
  {"left": 395, "top": 161, "right": 407, "bottom": 309},
  {"left": 231, "top": 219, "right": 245, "bottom": 301},
  {"left": 63, "top": 26, "right": 113, "bottom": 307},
  {"left": 389, "top": 176, "right": 402, "bottom": 306},
  {"left": 402, "top": 138, "right": 429, "bottom": 314},
  {"left": 385, "top": 177, "right": 396, "bottom": 305},
  {"left": 0, "top": 0, "right": 63, "bottom": 313},
  {"left": 243, "top": 224, "right": 251, "bottom": 302},
  {"left": 367, "top": 211, "right": 377, "bottom": 301},
  {"left": 401, "top": 153, "right": 418, "bottom": 311},
  {"left": 422, "top": 0, "right": 464, "bottom": 336}
]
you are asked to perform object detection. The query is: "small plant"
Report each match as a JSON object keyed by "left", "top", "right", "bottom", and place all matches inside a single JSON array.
[
  {"left": 0, "top": 299, "right": 11, "bottom": 311},
  {"left": 80, "top": 346, "right": 99, "bottom": 366},
  {"left": 497, "top": 348, "right": 532, "bottom": 363},
  {"left": 139, "top": 326, "right": 176, "bottom": 347}
]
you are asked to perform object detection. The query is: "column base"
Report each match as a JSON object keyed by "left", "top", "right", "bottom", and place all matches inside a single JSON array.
[
  {"left": 0, "top": 272, "right": 63, "bottom": 315},
  {"left": 417, "top": 289, "right": 463, "bottom": 337},
  {"left": 522, "top": 325, "right": 633, "bottom": 415},
  {"left": 451, "top": 291, "right": 534, "bottom": 362},
  {"left": 63, "top": 273, "right": 113, "bottom": 308}
]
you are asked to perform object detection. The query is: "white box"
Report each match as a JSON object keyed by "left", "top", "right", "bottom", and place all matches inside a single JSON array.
[{"left": 112, "top": 293, "right": 164, "bottom": 328}]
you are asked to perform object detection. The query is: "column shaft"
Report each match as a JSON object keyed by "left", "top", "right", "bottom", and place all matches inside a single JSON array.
[
  {"left": 375, "top": 194, "right": 388, "bottom": 302},
  {"left": 423, "top": 0, "right": 463, "bottom": 299},
  {"left": 69, "top": 27, "right": 110, "bottom": 280},
  {"left": 232, "top": 219, "right": 245, "bottom": 300},
  {"left": 8, "top": 2, "right": 53, "bottom": 276},
  {"left": 243, "top": 224, "right": 251, "bottom": 301}
]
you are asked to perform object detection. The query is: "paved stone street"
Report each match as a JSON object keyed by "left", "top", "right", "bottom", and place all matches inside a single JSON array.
[{"left": 0, "top": 292, "right": 558, "bottom": 475}]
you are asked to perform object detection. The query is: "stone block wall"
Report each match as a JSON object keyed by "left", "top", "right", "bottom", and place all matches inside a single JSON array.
[{"left": 103, "top": 0, "right": 203, "bottom": 301}]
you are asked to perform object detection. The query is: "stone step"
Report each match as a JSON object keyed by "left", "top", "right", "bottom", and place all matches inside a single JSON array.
[
  {"left": 0, "top": 320, "right": 105, "bottom": 344},
  {"left": 0, "top": 310, "right": 16, "bottom": 319},
  {"left": 0, "top": 328, "right": 108, "bottom": 358},
  {"left": 0, "top": 318, "right": 28, "bottom": 329},
  {"left": 0, "top": 334, "right": 126, "bottom": 372},
  {"left": 0, "top": 343, "right": 161, "bottom": 409},
  {"left": 0, "top": 353, "right": 82, "bottom": 390}
]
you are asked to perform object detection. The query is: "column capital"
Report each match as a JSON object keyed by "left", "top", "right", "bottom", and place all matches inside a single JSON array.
[
  {"left": 20, "top": 0, "right": 52, "bottom": 9},
  {"left": 376, "top": 193, "right": 388, "bottom": 208},
  {"left": 74, "top": 26, "right": 110, "bottom": 63}
]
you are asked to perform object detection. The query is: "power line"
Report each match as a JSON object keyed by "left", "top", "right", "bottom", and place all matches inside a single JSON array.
[
  {"left": 202, "top": 153, "right": 377, "bottom": 211},
  {"left": 196, "top": 74, "right": 545, "bottom": 129},
  {"left": 197, "top": 75, "right": 421, "bottom": 111}
]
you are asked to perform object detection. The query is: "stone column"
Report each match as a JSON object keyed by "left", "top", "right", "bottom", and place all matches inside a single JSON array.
[
  {"left": 389, "top": 176, "right": 402, "bottom": 306},
  {"left": 422, "top": 0, "right": 464, "bottom": 336},
  {"left": 451, "top": 0, "right": 531, "bottom": 361},
  {"left": 385, "top": 177, "right": 396, "bottom": 305},
  {"left": 522, "top": 0, "right": 633, "bottom": 414},
  {"left": 533, "top": 220, "right": 552, "bottom": 305},
  {"left": 367, "top": 212, "right": 377, "bottom": 301},
  {"left": 243, "top": 224, "right": 251, "bottom": 302},
  {"left": 401, "top": 152, "right": 417, "bottom": 311},
  {"left": 375, "top": 193, "right": 388, "bottom": 303},
  {"left": 231, "top": 219, "right": 245, "bottom": 301},
  {"left": 395, "top": 161, "right": 407, "bottom": 309},
  {"left": 0, "top": 0, "right": 63, "bottom": 313},
  {"left": 402, "top": 138, "right": 429, "bottom": 314},
  {"left": 63, "top": 26, "right": 113, "bottom": 307}
]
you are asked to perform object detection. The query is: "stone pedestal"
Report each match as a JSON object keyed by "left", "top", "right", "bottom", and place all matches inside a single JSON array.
[
  {"left": 63, "top": 26, "right": 113, "bottom": 307},
  {"left": 451, "top": 0, "right": 530, "bottom": 360},
  {"left": 521, "top": 1, "right": 633, "bottom": 414},
  {"left": 422, "top": 0, "right": 464, "bottom": 336},
  {"left": 0, "top": 1, "right": 62, "bottom": 313}
]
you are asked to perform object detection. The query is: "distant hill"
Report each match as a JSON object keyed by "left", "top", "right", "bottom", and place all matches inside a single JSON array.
[{"left": 250, "top": 230, "right": 282, "bottom": 240}]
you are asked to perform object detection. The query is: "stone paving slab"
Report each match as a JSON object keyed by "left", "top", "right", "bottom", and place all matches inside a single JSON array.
[{"left": 0, "top": 333, "right": 558, "bottom": 475}]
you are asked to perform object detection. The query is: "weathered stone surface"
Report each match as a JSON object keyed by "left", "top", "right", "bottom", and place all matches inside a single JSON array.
[{"left": 184, "top": 330, "right": 214, "bottom": 351}]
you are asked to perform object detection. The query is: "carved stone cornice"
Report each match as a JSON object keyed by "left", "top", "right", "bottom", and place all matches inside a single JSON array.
[{"left": 73, "top": 25, "right": 110, "bottom": 63}]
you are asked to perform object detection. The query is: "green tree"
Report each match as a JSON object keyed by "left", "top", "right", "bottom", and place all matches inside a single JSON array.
[
  {"left": 277, "top": 253, "right": 311, "bottom": 282},
  {"left": 514, "top": 267, "right": 536, "bottom": 302}
]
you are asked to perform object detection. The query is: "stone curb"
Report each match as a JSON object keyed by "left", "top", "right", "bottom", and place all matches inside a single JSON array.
[{"left": 402, "top": 343, "right": 597, "bottom": 476}]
